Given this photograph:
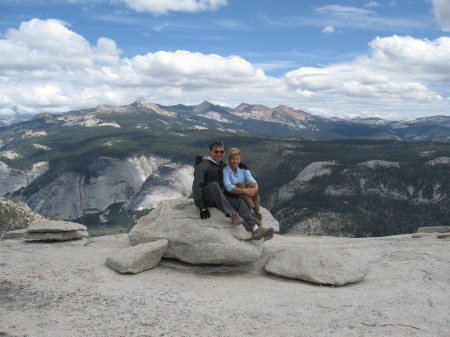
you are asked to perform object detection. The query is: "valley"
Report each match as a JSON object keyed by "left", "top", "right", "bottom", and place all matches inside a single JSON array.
[{"left": 1, "top": 99, "right": 449, "bottom": 237}]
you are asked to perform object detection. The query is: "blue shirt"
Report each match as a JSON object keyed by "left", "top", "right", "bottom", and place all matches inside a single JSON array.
[{"left": 223, "top": 165, "right": 257, "bottom": 192}]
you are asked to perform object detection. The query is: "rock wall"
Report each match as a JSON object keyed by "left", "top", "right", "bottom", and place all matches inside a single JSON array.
[
  {"left": 271, "top": 158, "right": 450, "bottom": 236},
  {"left": 0, "top": 161, "right": 48, "bottom": 196},
  {"left": 23, "top": 156, "right": 194, "bottom": 220}
]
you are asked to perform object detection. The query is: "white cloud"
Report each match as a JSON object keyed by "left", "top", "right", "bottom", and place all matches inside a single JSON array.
[
  {"left": 322, "top": 26, "right": 335, "bottom": 33},
  {"left": 283, "top": 35, "right": 450, "bottom": 117},
  {"left": 0, "top": 18, "right": 279, "bottom": 114},
  {"left": 364, "top": 1, "right": 380, "bottom": 8},
  {"left": 367, "top": 35, "right": 450, "bottom": 85},
  {"left": 294, "top": 4, "right": 429, "bottom": 33},
  {"left": 315, "top": 5, "right": 374, "bottom": 15},
  {"left": 0, "top": 19, "right": 449, "bottom": 120},
  {"left": 117, "top": 0, "right": 228, "bottom": 15},
  {"left": 430, "top": 0, "right": 450, "bottom": 31}
]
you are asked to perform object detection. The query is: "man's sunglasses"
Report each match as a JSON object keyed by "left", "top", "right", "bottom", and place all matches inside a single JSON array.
[{"left": 214, "top": 150, "right": 225, "bottom": 154}]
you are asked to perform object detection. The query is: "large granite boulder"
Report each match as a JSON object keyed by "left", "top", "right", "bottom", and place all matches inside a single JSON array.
[
  {"left": 265, "top": 245, "right": 370, "bottom": 286},
  {"left": 128, "top": 198, "right": 279, "bottom": 265}
]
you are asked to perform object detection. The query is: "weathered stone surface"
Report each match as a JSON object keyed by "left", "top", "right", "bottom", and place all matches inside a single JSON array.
[
  {"left": 25, "top": 230, "right": 88, "bottom": 241},
  {"left": 1, "top": 229, "right": 27, "bottom": 240},
  {"left": 25, "top": 220, "right": 88, "bottom": 241},
  {"left": 1, "top": 233, "right": 449, "bottom": 337},
  {"left": 27, "top": 220, "right": 87, "bottom": 233},
  {"left": 436, "top": 232, "right": 450, "bottom": 239},
  {"left": 417, "top": 226, "right": 450, "bottom": 233},
  {"left": 264, "top": 246, "right": 370, "bottom": 286},
  {"left": 411, "top": 232, "right": 434, "bottom": 238},
  {"left": 106, "top": 239, "right": 169, "bottom": 274},
  {"left": 129, "top": 198, "right": 279, "bottom": 265}
]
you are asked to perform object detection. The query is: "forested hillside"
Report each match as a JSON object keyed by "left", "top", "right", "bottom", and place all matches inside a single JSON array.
[{"left": 1, "top": 108, "right": 450, "bottom": 237}]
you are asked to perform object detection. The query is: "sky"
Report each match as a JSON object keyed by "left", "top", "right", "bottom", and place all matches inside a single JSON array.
[{"left": 1, "top": 0, "right": 450, "bottom": 120}]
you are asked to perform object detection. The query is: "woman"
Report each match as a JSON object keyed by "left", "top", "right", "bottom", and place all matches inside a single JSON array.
[{"left": 223, "top": 148, "right": 262, "bottom": 223}]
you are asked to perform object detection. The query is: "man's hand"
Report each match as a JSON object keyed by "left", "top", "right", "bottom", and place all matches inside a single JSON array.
[{"left": 200, "top": 208, "right": 210, "bottom": 219}]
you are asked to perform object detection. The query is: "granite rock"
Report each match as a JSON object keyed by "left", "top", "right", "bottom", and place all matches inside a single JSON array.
[
  {"left": 25, "top": 220, "right": 88, "bottom": 241},
  {"left": 128, "top": 198, "right": 279, "bottom": 265},
  {"left": 106, "top": 239, "right": 169, "bottom": 274},
  {"left": 264, "top": 245, "right": 370, "bottom": 286}
]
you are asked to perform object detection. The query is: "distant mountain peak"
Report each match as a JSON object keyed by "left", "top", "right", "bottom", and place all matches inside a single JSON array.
[
  {"left": 194, "top": 101, "right": 215, "bottom": 111},
  {"left": 272, "top": 105, "right": 312, "bottom": 122},
  {"left": 31, "top": 113, "right": 56, "bottom": 121},
  {"left": 234, "top": 103, "right": 271, "bottom": 114},
  {"left": 132, "top": 98, "right": 176, "bottom": 117},
  {"left": 134, "top": 97, "right": 152, "bottom": 108}
]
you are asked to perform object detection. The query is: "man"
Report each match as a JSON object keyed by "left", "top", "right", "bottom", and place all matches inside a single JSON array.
[{"left": 192, "top": 140, "right": 273, "bottom": 241}]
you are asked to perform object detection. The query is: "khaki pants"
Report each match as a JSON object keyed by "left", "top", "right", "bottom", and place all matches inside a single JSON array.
[{"left": 235, "top": 182, "right": 260, "bottom": 214}]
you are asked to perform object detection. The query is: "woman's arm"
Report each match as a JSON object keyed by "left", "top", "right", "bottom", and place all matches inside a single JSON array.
[{"left": 223, "top": 166, "right": 235, "bottom": 192}]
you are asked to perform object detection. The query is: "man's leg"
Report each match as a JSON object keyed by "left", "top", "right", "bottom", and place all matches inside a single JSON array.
[
  {"left": 203, "top": 182, "right": 234, "bottom": 216},
  {"left": 226, "top": 197, "right": 258, "bottom": 231}
]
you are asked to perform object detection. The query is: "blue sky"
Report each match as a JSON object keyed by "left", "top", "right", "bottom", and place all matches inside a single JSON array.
[{"left": 1, "top": 0, "right": 450, "bottom": 120}]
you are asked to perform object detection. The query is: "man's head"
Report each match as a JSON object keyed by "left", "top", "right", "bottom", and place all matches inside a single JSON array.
[{"left": 209, "top": 140, "right": 225, "bottom": 163}]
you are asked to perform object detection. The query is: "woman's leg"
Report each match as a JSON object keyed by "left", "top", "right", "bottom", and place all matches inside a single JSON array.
[
  {"left": 235, "top": 182, "right": 256, "bottom": 209},
  {"left": 244, "top": 182, "right": 261, "bottom": 215}
]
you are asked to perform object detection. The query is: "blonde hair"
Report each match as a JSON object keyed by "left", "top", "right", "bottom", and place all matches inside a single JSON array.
[{"left": 228, "top": 148, "right": 242, "bottom": 162}]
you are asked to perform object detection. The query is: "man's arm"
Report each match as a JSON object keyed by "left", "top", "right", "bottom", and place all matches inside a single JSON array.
[
  {"left": 193, "top": 163, "right": 212, "bottom": 219},
  {"left": 192, "top": 162, "right": 207, "bottom": 209}
]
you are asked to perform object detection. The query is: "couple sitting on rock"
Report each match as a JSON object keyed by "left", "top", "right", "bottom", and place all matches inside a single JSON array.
[{"left": 192, "top": 140, "right": 273, "bottom": 241}]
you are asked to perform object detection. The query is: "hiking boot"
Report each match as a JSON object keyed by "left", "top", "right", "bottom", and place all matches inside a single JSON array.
[
  {"left": 252, "top": 227, "right": 265, "bottom": 240},
  {"left": 230, "top": 211, "right": 243, "bottom": 226},
  {"left": 253, "top": 212, "right": 262, "bottom": 225},
  {"left": 262, "top": 227, "right": 274, "bottom": 241}
]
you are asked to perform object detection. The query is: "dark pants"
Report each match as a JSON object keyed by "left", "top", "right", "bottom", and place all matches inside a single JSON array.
[{"left": 203, "top": 182, "right": 257, "bottom": 231}]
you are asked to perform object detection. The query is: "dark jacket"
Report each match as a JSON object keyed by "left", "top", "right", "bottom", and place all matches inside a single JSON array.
[{"left": 192, "top": 157, "right": 225, "bottom": 208}]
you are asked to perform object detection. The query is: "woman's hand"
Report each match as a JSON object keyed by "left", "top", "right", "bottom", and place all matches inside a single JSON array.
[{"left": 242, "top": 187, "right": 257, "bottom": 197}]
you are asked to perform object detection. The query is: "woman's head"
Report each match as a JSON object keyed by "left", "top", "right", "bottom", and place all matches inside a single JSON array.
[
  {"left": 228, "top": 148, "right": 242, "bottom": 162},
  {"left": 228, "top": 148, "right": 242, "bottom": 169}
]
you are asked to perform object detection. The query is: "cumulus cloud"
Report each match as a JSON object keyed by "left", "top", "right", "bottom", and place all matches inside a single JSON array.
[
  {"left": 117, "top": 0, "right": 228, "bottom": 15},
  {"left": 0, "top": 18, "right": 279, "bottom": 114},
  {"left": 430, "top": 0, "right": 450, "bottom": 31},
  {"left": 368, "top": 35, "right": 450, "bottom": 81},
  {"left": 283, "top": 35, "right": 450, "bottom": 116},
  {"left": 0, "top": 18, "right": 449, "bottom": 119}
]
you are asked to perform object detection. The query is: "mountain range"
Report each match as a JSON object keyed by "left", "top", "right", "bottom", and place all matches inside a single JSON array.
[
  {"left": 1, "top": 98, "right": 449, "bottom": 237},
  {"left": 1, "top": 97, "right": 450, "bottom": 141}
]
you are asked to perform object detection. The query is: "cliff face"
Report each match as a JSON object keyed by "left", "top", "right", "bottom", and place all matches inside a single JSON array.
[
  {"left": 0, "top": 161, "right": 48, "bottom": 196},
  {"left": 125, "top": 164, "right": 194, "bottom": 211},
  {"left": 270, "top": 158, "right": 450, "bottom": 237},
  {"left": 19, "top": 156, "right": 193, "bottom": 220}
]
